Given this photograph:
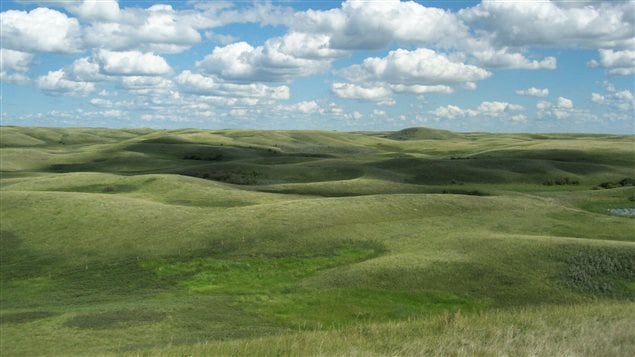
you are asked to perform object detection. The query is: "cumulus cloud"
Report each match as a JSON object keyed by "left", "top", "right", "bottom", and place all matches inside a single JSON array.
[
  {"left": 557, "top": 97, "right": 573, "bottom": 109},
  {"left": 0, "top": 7, "right": 82, "bottom": 53},
  {"left": 64, "top": 0, "right": 121, "bottom": 22},
  {"left": 432, "top": 101, "right": 523, "bottom": 119},
  {"left": 333, "top": 48, "right": 487, "bottom": 102},
  {"left": 292, "top": 0, "right": 468, "bottom": 51},
  {"left": 473, "top": 49, "right": 556, "bottom": 70},
  {"left": 81, "top": 4, "right": 202, "bottom": 53},
  {"left": 62, "top": 0, "right": 298, "bottom": 54},
  {"left": 0, "top": 71, "right": 29, "bottom": 84},
  {"left": 36, "top": 70, "right": 95, "bottom": 96},
  {"left": 592, "top": 88, "right": 634, "bottom": 111},
  {"left": 537, "top": 96, "right": 577, "bottom": 119},
  {"left": 351, "top": 111, "right": 363, "bottom": 120},
  {"left": 593, "top": 49, "right": 635, "bottom": 75},
  {"left": 271, "top": 32, "right": 349, "bottom": 60},
  {"left": 175, "top": 70, "right": 290, "bottom": 99},
  {"left": 478, "top": 101, "right": 524, "bottom": 115},
  {"left": 278, "top": 100, "right": 321, "bottom": 114},
  {"left": 460, "top": 1, "right": 635, "bottom": 49},
  {"left": 67, "top": 57, "right": 108, "bottom": 82},
  {"left": 432, "top": 105, "right": 474, "bottom": 119},
  {"left": 331, "top": 83, "right": 392, "bottom": 101},
  {"left": 0, "top": 49, "right": 33, "bottom": 73},
  {"left": 96, "top": 50, "right": 172, "bottom": 76},
  {"left": 295, "top": 100, "right": 320, "bottom": 113},
  {"left": 390, "top": 84, "right": 453, "bottom": 95},
  {"left": 196, "top": 41, "right": 330, "bottom": 83},
  {"left": 118, "top": 75, "right": 176, "bottom": 98},
  {"left": 340, "top": 48, "right": 491, "bottom": 86},
  {"left": 516, "top": 87, "right": 549, "bottom": 97}
]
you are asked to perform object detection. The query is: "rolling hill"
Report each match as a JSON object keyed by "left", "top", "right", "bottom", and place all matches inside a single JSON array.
[{"left": 1, "top": 126, "right": 634, "bottom": 355}]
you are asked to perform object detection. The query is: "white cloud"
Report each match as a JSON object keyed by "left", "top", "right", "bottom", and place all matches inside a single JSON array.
[
  {"left": 432, "top": 105, "right": 474, "bottom": 119},
  {"left": 196, "top": 40, "right": 330, "bottom": 83},
  {"left": 340, "top": 48, "right": 491, "bottom": 86},
  {"left": 432, "top": 100, "right": 523, "bottom": 119},
  {"left": 536, "top": 101, "right": 553, "bottom": 110},
  {"left": 516, "top": 87, "right": 549, "bottom": 97},
  {"left": 89, "top": 97, "right": 135, "bottom": 109},
  {"left": 64, "top": 0, "right": 121, "bottom": 22},
  {"left": 592, "top": 88, "right": 634, "bottom": 111},
  {"left": 121, "top": 75, "right": 173, "bottom": 90},
  {"left": 0, "top": 8, "right": 82, "bottom": 53},
  {"left": 278, "top": 100, "right": 321, "bottom": 114},
  {"left": 333, "top": 48, "right": 488, "bottom": 102},
  {"left": 557, "top": 97, "right": 573, "bottom": 109},
  {"left": 296, "top": 100, "right": 320, "bottom": 113},
  {"left": 510, "top": 114, "right": 527, "bottom": 122},
  {"left": 331, "top": 83, "right": 392, "bottom": 101},
  {"left": 390, "top": 84, "right": 453, "bottom": 95},
  {"left": 0, "top": 49, "right": 33, "bottom": 73},
  {"left": 596, "top": 49, "right": 635, "bottom": 75},
  {"left": 478, "top": 101, "right": 524, "bottom": 115},
  {"left": 372, "top": 109, "right": 386, "bottom": 117},
  {"left": 82, "top": 4, "right": 202, "bottom": 53},
  {"left": 460, "top": 1, "right": 635, "bottom": 49},
  {"left": 175, "top": 70, "right": 290, "bottom": 99},
  {"left": 0, "top": 71, "right": 30, "bottom": 84},
  {"left": 36, "top": 70, "right": 95, "bottom": 96},
  {"left": 68, "top": 57, "right": 108, "bottom": 82},
  {"left": 270, "top": 32, "right": 349, "bottom": 60},
  {"left": 537, "top": 97, "right": 577, "bottom": 119},
  {"left": 229, "top": 108, "right": 248, "bottom": 117},
  {"left": 473, "top": 49, "right": 556, "bottom": 70},
  {"left": 293, "top": 0, "right": 468, "bottom": 51},
  {"left": 96, "top": 50, "right": 172, "bottom": 76},
  {"left": 591, "top": 93, "right": 605, "bottom": 104}
]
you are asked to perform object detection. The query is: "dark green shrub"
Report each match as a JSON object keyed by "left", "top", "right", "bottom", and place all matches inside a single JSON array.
[
  {"left": 599, "top": 182, "right": 618, "bottom": 189},
  {"left": 543, "top": 177, "right": 579, "bottom": 186}
]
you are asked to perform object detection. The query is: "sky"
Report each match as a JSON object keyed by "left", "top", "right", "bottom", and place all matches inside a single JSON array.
[{"left": 0, "top": 0, "right": 634, "bottom": 133}]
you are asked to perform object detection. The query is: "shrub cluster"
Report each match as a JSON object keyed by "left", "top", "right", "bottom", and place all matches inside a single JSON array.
[
  {"left": 194, "top": 170, "right": 260, "bottom": 185},
  {"left": 542, "top": 177, "right": 579, "bottom": 186},
  {"left": 563, "top": 248, "right": 635, "bottom": 296},
  {"left": 183, "top": 154, "right": 223, "bottom": 161},
  {"left": 441, "top": 189, "right": 486, "bottom": 196},
  {"left": 597, "top": 177, "right": 634, "bottom": 189}
]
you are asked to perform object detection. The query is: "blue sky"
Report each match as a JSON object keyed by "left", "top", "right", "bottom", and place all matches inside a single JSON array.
[{"left": 1, "top": 0, "right": 634, "bottom": 133}]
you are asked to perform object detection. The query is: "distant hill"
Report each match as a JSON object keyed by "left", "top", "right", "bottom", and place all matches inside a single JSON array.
[{"left": 386, "top": 127, "right": 463, "bottom": 140}]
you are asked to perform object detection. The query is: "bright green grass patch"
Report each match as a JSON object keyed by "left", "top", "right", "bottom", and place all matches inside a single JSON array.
[
  {"left": 137, "top": 244, "right": 483, "bottom": 328},
  {"left": 141, "top": 243, "right": 382, "bottom": 294},
  {"left": 238, "top": 288, "right": 480, "bottom": 328}
]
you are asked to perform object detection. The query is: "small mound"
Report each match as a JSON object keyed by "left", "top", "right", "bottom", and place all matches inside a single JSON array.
[{"left": 386, "top": 127, "right": 462, "bottom": 141}]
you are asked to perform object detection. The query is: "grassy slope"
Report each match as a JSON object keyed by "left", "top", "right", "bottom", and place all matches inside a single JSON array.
[{"left": 1, "top": 126, "right": 634, "bottom": 356}]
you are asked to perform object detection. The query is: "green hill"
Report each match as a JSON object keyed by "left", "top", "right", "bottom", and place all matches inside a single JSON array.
[
  {"left": 385, "top": 127, "right": 463, "bottom": 140},
  {"left": 1, "top": 126, "right": 634, "bottom": 355}
]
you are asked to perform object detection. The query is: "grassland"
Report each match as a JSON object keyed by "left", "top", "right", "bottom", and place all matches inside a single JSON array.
[{"left": 0, "top": 126, "right": 634, "bottom": 356}]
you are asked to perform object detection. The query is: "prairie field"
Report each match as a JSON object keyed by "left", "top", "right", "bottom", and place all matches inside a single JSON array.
[{"left": 0, "top": 126, "right": 634, "bottom": 356}]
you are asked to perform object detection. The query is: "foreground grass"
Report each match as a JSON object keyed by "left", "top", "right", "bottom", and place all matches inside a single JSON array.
[{"left": 118, "top": 303, "right": 635, "bottom": 357}]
